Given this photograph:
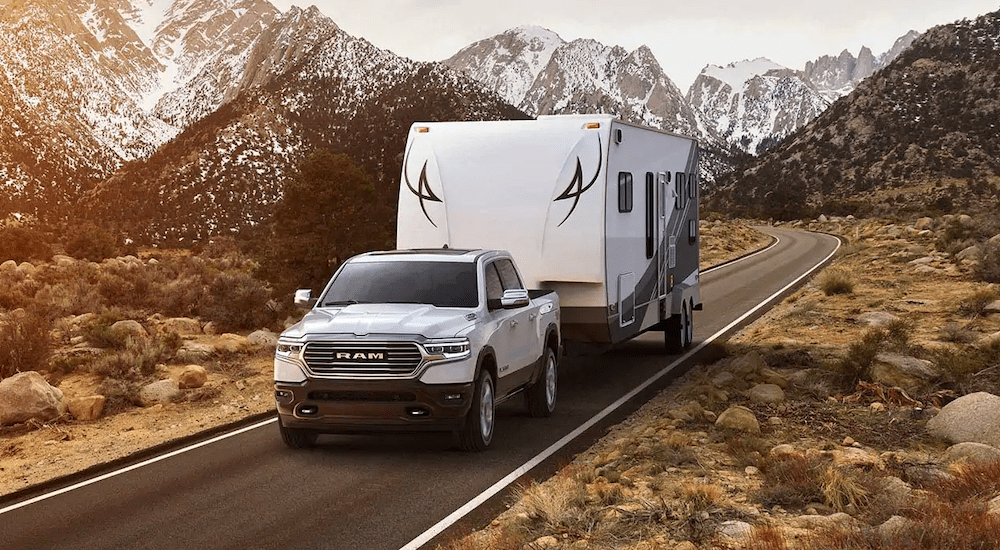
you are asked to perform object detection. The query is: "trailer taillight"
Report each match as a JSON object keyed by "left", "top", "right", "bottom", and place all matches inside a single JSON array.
[
  {"left": 416, "top": 126, "right": 430, "bottom": 133},
  {"left": 584, "top": 122, "right": 601, "bottom": 129}
]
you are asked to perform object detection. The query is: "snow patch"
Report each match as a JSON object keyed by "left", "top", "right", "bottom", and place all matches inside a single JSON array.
[{"left": 701, "top": 58, "right": 785, "bottom": 92}]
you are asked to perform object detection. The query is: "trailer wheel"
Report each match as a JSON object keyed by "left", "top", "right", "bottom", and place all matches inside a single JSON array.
[
  {"left": 278, "top": 417, "right": 318, "bottom": 449},
  {"left": 459, "top": 369, "right": 495, "bottom": 452},
  {"left": 526, "top": 347, "right": 557, "bottom": 417},
  {"left": 664, "top": 301, "right": 691, "bottom": 354}
]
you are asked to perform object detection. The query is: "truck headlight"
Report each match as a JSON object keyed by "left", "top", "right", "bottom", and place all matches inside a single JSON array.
[
  {"left": 275, "top": 341, "right": 304, "bottom": 360},
  {"left": 423, "top": 339, "right": 471, "bottom": 361}
]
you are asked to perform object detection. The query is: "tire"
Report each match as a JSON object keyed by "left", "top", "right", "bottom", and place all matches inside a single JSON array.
[
  {"left": 526, "top": 347, "right": 557, "bottom": 418},
  {"left": 664, "top": 301, "right": 691, "bottom": 354},
  {"left": 279, "top": 417, "right": 318, "bottom": 449},
  {"left": 459, "top": 368, "right": 495, "bottom": 452}
]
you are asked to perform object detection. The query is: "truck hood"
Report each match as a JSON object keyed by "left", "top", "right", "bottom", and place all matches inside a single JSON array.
[{"left": 281, "top": 303, "right": 475, "bottom": 340}]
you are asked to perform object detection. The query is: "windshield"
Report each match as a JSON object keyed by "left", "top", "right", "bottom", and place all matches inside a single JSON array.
[{"left": 320, "top": 260, "right": 479, "bottom": 308}]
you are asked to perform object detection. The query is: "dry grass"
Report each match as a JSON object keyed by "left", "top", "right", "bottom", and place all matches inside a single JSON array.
[
  {"left": 817, "top": 268, "right": 856, "bottom": 296},
  {"left": 957, "top": 287, "right": 1000, "bottom": 318},
  {"left": 755, "top": 453, "right": 828, "bottom": 509},
  {"left": 0, "top": 307, "right": 53, "bottom": 379}
]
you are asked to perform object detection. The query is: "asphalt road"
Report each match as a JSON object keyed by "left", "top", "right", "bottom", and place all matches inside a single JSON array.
[{"left": 0, "top": 227, "right": 839, "bottom": 550}]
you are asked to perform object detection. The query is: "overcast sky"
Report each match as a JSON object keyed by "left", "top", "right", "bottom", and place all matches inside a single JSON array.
[{"left": 268, "top": 1, "right": 998, "bottom": 90}]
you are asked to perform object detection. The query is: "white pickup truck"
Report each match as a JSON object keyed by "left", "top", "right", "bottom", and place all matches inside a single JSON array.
[{"left": 273, "top": 248, "right": 560, "bottom": 451}]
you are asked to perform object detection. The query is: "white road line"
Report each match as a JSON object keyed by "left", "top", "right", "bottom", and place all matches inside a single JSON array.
[
  {"left": 400, "top": 231, "right": 840, "bottom": 550},
  {"left": 701, "top": 232, "right": 780, "bottom": 275},
  {"left": 0, "top": 418, "right": 277, "bottom": 516}
]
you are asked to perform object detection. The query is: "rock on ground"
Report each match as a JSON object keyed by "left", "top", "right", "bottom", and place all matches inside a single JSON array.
[
  {"left": 928, "top": 392, "right": 1000, "bottom": 448},
  {"left": 715, "top": 406, "right": 760, "bottom": 434},
  {"left": 871, "top": 353, "right": 940, "bottom": 395},
  {"left": 177, "top": 365, "right": 208, "bottom": 389},
  {"left": 111, "top": 320, "right": 148, "bottom": 339},
  {"left": 248, "top": 330, "right": 279, "bottom": 347},
  {"left": 140, "top": 380, "right": 181, "bottom": 406},
  {"left": 748, "top": 383, "right": 785, "bottom": 404},
  {"left": 160, "top": 317, "right": 202, "bottom": 335},
  {"left": 67, "top": 395, "right": 106, "bottom": 421},
  {"left": 944, "top": 442, "right": 1000, "bottom": 465},
  {"left": 0, "top": 372, "right": 66, "bottom": 426}
]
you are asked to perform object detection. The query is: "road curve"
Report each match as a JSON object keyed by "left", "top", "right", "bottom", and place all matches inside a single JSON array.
[{"left": 0, "top": 228, "right": 839, "bottom": 550}]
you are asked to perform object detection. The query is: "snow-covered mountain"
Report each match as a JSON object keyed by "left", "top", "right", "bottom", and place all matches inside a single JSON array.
[
  {"left": 688, "top": 58, "right": 829, "bottom": 155},
  {"left": 688, "top": 31, "right": 919, "bottom": 155},
  {"left": 0, "top": 0, "right": 338, "bottom": 218},
  {"left": 445, "top": 26, "right": 701, "bottom": 140}
]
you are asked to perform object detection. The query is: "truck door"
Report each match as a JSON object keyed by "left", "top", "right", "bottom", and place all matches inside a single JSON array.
[
  {"left": 484, "top": 261, "right": 530, "bottom": 396},
  {"left": 495, "top": 259, "right": 535, "bottom": 392}
]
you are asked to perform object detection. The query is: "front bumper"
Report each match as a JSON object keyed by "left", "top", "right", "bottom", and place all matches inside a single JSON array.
[{"left": 275, "top": 378, "right": 474, "bottom": 434}]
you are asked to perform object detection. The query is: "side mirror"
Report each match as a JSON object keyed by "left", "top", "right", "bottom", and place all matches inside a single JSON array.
[
  {"left": 293, "top": 289, "right": 316, "bottom": 309},
  {"left": 500, "top": 289, "right": 530, "bottom": 309}
]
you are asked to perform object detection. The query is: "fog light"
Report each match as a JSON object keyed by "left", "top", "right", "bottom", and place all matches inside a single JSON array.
[
  {"left": 443, "top": 393, "right": 463, "bottom": 401},
  {"left": 407, "top": 407, "right": 430, "bottom": 417},
  {"left": 297, "top": 404, "right": 319, "bottom": 416},
  {"left": 275, "top": 390, "right": 293, "bottom": 403}
]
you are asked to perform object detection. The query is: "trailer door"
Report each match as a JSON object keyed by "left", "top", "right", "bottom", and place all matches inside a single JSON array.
[{"left": 657, "top": 171, "right": 670, "bottom": 306}]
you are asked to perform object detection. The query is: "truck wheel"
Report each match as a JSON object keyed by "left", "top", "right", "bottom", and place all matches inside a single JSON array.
[
  {"left": 526, "top": 347, "right": 557, "bottom": 417},
  {"left": 279, "top": 417, "right": 318, "bottom": 449},
  {"left": 459, "top": 369, "right": 495, "bottom": 452}
]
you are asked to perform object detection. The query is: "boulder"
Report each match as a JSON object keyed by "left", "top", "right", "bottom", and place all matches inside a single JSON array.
[
  {"left": 913, "top": 217, "right": 934, "bottom": 231},
  {"left": 958, "top": 214, "right": 974, "bottom": 227},
  {"left": 202, "top": 322, "right": 218, "bottom": 335},
  {"left": 730, "top": 351, "right": 767, "bottom": 376},
  {"left": 160, "top": 317, "right": 202, "bottom": 335},
  {"left": 67, "top": 395, "right": 106, "bottom": 421},
  {"left": 985, "top": 300, "right": 1000, "bottom": 315},
  {"left": 857, "top": 312, "right": 900, "bottom": 327},
  {"left": 215, "top": 333, "right": 250, "bottom": 353},
  {"left": 748, "top": 383, "right": 785, "bottom": 404},
  {"left": 956, "top": 245, "right": 982, "bottom": 263},
  {"left": 715, "top": 406, "right": 760, "bottom": 434},
  {"left": 111, "top": 320, "right": 147, "bottom": 339},
  {"left": 759, "top": 368, "right": 789, "bottom": 389},
  {"left": 944, "top": 442, "right": 1000, "bottom": 465},
  {"left": 989, "top": 233, "right": 1000, "bottom": 246},
  {"left": 53, "top": 254, "right": 75, "bottom": 267},
  {"left": 817, "top": 214, "right": 829, "bottom": 223},
  {"left": 248, "top": 329, "right": 279, "bottom": 347},
  {"left": 139, "top": 379, "right": 181, "bottom": 406},
  {"left": 16, "top": 261, "right": 36, "bottom": 276},
  {"left": 928, "top": 392, "right": 1000, "bottom": 448},
  {"left": 717, "top": 520, "right": 753, "bottom": 540},
  {"left": 976, "top": 331, "right": 1000, "bottom": 350},
  {"left": 177, "top": 365, "right": 208, "bottom": 389},
  {"left": 69, "top": 312, "right": 97, "bottom": 326},
  {"left": 877, "top": 515, "right": 917, "bottom": 543},
  {"left": 871, "top": 353, "right": 940, "bottom": 394},
  {"left": 0, "top": 259, "right": 16, "bottom": 272},
  {"left": 176, "top": 341, "right": 215, "bottom": 362},
  {"left": 770, "top": 444, "right": 798, "bottom": 457},
  {"left": 990, "top": 495, "right": 1000, "bottom": 516},
  {"left": 0, "top": 371, "right": 66, "bottom": 426},
  {"left": 789, "top": 512, "right": 855, "bottom": 530}
]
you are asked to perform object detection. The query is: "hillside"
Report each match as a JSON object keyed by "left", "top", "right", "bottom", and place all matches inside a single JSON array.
[{"left": 708, "top": 11, "right": 1000, "bottom": 220}]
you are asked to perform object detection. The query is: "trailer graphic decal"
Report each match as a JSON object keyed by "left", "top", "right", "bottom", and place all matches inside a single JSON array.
[
  {"left": 554, "top": 136, "right": 602, "bottom": 227},
  {"left": 404, "top": 160, "right": 443, "bottom": 227}
]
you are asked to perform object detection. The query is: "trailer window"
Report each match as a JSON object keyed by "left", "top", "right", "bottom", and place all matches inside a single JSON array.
[
  {"left": 688, "top": 173, "right": 698, "bottom": 199},
  {"left": 674, "top": 172, "right": 684, "bottom": 210},
  {"left": 618, "top": 172, "right": 633, "bottom": 213},
  {"left": 645, "top": 172, "right": 654, "bottom": 259},
  {"left": 689, "top": 218, "right": 698, "bottom": 245}
]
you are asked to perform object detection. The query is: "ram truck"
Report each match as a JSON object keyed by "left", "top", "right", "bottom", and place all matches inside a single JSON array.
[{"left": 273, "top": 248, "right": 560, "bottom": 451}]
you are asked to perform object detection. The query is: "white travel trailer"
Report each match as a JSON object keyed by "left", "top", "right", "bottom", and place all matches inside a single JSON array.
[{"left": 396, "top": 114, "right": 701, "bottom": 351}]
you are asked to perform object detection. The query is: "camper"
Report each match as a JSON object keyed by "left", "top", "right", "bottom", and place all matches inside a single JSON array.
[{"left": 396, "top": 114, "right": 701, "bottom": 352}]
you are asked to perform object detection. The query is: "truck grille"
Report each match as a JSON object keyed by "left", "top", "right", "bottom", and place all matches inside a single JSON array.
[
  {"left": 302, "top": 341, "right": 423, "bottom": 377},
  {"left": 308, "top": 390, "right": 417, "bottom": 402}
]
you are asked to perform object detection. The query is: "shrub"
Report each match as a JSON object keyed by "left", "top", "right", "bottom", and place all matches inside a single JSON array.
[
  {"left": 0, "top": 225, "right": 54, "bottom": 263},
  {"left": 65, "top": 225, "right": 119, "bottom": 262},
  {"left": 82, "top": 311, "right": 133, "bottom": 349},
  {"left": 0, "top": 307, "right": 53, "bottom": 379},
  {"left": 958, "top": 287, "right": 1000, "bottom": 318},
  {"left": 98, "top": 378, "right": 143, "bottom": 415},
  {"left": 817, "top": 268, "right": 855, "bottom": 295},
  {"left": 939, "top": 322, "right": 979, "bottom": 344},
  {"left": 198, "top": 271, "right": 275, "bottom": 331},
  {"left": 90, "top": 337, "right": 169, "bottom": 380},
  {"left": 975, "top": 240, "right": 1000, "bottom": 283},
  {"left": 833, "top": 328, "right": 887, "bottom": 389}
]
